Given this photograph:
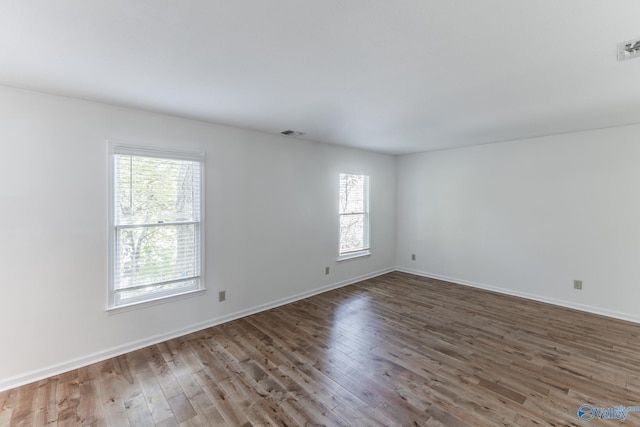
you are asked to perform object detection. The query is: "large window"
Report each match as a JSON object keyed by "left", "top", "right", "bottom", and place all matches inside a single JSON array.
[
  {"left": 339, "top": 173, "right": 370, "bottom": 259},
  {"left": 109, "top": 143, "right": 205, "bottom": 309}
]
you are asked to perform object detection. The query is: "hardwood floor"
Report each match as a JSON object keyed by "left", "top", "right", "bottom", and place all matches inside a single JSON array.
[{"left": 2, "top": 271, "right": 640, "bottom": 426}]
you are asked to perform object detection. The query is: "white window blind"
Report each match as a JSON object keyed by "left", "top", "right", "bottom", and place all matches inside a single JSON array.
[
  {"left": 339, "top": 173, "right": 370, "bottom": 258},
  {"left": 109, "top": 144, "right": 204, "bottom": 308}
]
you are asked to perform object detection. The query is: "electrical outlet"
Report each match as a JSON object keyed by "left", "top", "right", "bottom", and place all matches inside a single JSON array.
[
  {"left": 219, "top": 290, "right": 226, "bottom": 301},
  {"left": 411, "top": 254, "right": 416, "bottom": 261},
  {"left": 573, "top": 280, "right": 582, "bottom": 290},
  {"left": 325, "top": 266, "right": 330, "bottom": 275}
]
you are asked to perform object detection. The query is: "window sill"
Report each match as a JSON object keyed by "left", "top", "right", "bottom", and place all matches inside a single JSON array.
[
  {"left": 337, "top": 250, "right": 371, "bottom": 262},
  {"left": 106, "top": 288, "right": 206, "bottom": 315}
]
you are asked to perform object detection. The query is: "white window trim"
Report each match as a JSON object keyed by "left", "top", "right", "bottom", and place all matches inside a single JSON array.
[
  {"left": 338, "top": 173, "right": 371, "bottom": 261},
  {"left": 337, "top": 249, "right": 371, "bottom": 262},
  {"left": 107, "top": 141, "right": 206, "bottom": 311}
]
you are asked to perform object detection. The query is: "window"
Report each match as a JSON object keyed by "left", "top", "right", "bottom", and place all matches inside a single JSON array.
[
  {"left": 338, "top": 173, "right": 370, "bottom": 259},
  {"left": 109, "top": 143, "right": 205, "bottom": 309}
]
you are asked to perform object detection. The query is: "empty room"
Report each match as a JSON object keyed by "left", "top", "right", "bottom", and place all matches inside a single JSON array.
[{"left": 3, "top": 1, "right": 640, "bottom": 426}]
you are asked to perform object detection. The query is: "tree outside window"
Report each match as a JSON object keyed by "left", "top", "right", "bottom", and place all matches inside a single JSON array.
[
  {"left": 339, "top": 173, "right": 370, "bottom": 258},
  {"left": 109, "top": 144, "right": 204, "bottom": 308}
]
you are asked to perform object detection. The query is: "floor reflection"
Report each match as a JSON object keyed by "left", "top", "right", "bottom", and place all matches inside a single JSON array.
[{"left": 326, "top": 292, "right": 381, "bottom": 374}]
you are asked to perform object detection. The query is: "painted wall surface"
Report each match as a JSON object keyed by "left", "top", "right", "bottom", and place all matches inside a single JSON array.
[
  {"left": 0, "top": 85, "right": 396, "bottom": 389},
  {"left": 397, "top": 125, "right": 640, "bottom": 322}
]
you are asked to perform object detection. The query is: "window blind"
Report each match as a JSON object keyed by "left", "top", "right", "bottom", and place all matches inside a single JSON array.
[
  {"left": 110, "top": 145, "right": 204, "bottom": 307},
  {"left": 339, "top": 173, "right": 370, "bottom": 256}
]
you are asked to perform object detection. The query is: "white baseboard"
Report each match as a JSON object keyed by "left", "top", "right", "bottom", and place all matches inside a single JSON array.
[
  {"left": 0, "top": 267, "right": 394, "bottom": 392},
  {"left": 396, "top": 266, "right": 640, "bottom": 325}
]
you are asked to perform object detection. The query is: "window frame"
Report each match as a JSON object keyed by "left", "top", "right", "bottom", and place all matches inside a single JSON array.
[
  {"left": 338, "top": 173, "right": 371, "bottom": 261},
  {"left": 107, "top": 141, "right": 206, "bottom": 310}
]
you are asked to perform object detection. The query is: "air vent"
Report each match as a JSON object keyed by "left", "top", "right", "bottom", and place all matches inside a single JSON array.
[
  {"left": 281, "top": 129, "right": 306, "bottom": 136},
  {"left": 617, "top": 37, "right": 640, "bottom": 61}
]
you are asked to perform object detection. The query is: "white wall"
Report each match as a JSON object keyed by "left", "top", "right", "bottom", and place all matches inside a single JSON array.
[
  {"left": 0, "top": 85, "right": 396, "bottom": 390},
  {"left": 397, "top": 125, "right": 640, "bottom": 322}
]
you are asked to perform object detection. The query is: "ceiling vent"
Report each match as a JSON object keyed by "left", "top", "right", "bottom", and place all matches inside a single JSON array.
[
  {"left": 617, "top": 37, "right": 640, "bottom": 61},
  {"left": 281, "top": 129, "right": 306, "bottom": 136}
]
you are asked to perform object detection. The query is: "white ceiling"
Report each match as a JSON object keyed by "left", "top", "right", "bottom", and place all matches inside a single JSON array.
[{"left": 2, "top": 1, "right": 640, "bottom": 155}]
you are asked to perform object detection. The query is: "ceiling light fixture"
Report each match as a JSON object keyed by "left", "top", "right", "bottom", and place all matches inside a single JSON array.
[{"left": 617, "top": 37, "right": 640, "bottom": 61}]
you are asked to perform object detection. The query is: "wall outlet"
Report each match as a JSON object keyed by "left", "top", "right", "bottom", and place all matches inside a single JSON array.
[
  {"left": 411, "top": 254, "right": 416, "bottom": 261},
  {"left": 219, "top": 290, "right": 226, "bottom": 301},
  {"left": 325, "top": 266, "right": 330, "bottom": 275},
  {"left": 573, "top": 280, "right": 582, "bottom": 290}
]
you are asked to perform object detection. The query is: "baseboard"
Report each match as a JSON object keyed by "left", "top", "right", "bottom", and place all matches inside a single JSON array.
[
  {"left": 396, "top": 266, "right": 640, "bottom": 325},
  {"left": 0, "top": 267, "right": 394, "bottom": 392}
]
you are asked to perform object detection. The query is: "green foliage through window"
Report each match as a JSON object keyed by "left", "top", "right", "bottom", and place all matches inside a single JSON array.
[
  {"left": 110, "top": 145, "right": 204, "bottom": 307},
  {"left": 339, "top": 173, "right": 370, "bottom": 256}
]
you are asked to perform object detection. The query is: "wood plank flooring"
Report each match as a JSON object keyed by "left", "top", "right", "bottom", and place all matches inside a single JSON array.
[{"left": 2, "top": 271, "right": 640, "bottom": 426}]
